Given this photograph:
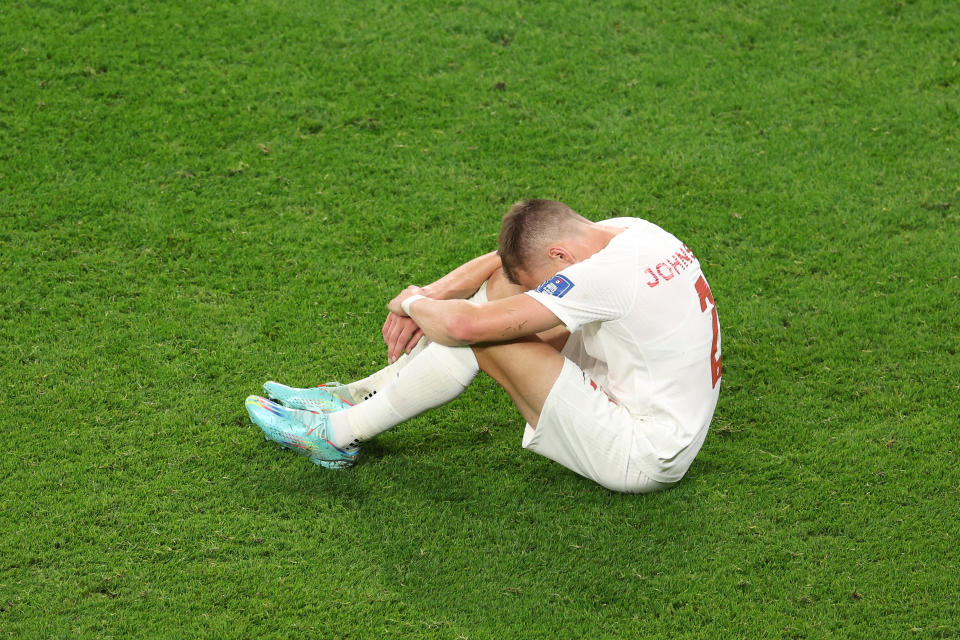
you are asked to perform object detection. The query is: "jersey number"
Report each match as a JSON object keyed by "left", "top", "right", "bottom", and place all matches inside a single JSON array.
[{"left": 695, "top": 275, "right": 722, "bottom": 388}]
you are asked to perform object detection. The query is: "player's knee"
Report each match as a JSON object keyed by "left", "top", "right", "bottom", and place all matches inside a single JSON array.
[
  {"left": 485, "top": 268, "right": 525, "bottom": 301},
  {"left": 469, "top": 343, "right": 496, "bottom": 376}
]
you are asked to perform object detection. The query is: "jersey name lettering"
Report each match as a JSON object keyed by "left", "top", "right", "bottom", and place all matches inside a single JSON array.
[{"left": 644, "top": 244, "right": 697, "bottom": 288}]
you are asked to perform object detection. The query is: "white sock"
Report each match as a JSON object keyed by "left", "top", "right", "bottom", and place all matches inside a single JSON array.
[
  {"left": 328, "top": 343, "right": 479, "bottom": 447},
  {"left": 329, "top": 283, "right": 488, "bottom": 449},
  {"left": 340, "top": 338, "right": 428, "bottom": 403}
]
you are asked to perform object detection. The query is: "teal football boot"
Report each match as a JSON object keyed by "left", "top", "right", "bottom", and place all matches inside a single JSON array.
[
  {"left": 262, "top": 381, "right": 355, "bottom": 412},
  {"left": 245, "top": 395, "right": 359, "bottom": 469}
]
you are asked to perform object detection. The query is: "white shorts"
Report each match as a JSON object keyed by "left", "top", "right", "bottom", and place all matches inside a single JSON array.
[{"left": 521, "top": 356, "right": 677, "bottom": 494}]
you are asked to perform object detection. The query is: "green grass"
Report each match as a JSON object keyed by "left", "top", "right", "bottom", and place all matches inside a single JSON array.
[{"left": 2, "top": 0, "right": 958, "bottom": 637}]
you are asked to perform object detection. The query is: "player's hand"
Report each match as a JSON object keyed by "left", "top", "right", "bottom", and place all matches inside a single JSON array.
[
  {"left": 387, "top": 285, "right": 426, "bottom": 317},
  {"left": 382, "top": 312, "right": 424, "bottom": 364}
]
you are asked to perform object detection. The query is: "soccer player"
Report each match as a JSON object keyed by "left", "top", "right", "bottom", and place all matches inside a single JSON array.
[{"left": 245, "top": 199, "right": 722, "bottom": 493}]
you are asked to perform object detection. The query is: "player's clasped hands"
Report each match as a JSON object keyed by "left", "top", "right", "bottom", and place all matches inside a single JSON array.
[{"left": 383, "top": 286, "right": 426, "bottom": 363}]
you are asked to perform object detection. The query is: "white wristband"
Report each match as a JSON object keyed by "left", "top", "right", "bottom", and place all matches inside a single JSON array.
[{"left": 401, "top": 294, "right": 427, "bottom": 316}]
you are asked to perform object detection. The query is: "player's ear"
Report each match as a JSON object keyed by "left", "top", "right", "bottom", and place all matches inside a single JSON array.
[{"left": 548, "top": 246, "right": 575, "bottom": 264}]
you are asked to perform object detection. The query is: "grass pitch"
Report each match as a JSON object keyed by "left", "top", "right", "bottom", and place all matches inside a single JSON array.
[{"left": 2, "top": 1, "right": 958, "bottom": 638}]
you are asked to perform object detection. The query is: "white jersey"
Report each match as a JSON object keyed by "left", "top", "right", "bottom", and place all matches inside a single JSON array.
[{"left": 525, "top": 217, "right": 722, "bottom": 482}]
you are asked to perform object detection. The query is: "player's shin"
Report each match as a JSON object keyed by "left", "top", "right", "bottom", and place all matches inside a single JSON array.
[
  {"left": 329, "top": 342, "right": 479, "bottom": 446},
  {"left": 336, "top": 338, "right": 429, "bottom": 402}
]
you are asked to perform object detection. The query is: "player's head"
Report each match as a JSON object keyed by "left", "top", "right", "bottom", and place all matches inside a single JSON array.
[{"left": 498, "top": 199, "right": 590, "bottom": 287}]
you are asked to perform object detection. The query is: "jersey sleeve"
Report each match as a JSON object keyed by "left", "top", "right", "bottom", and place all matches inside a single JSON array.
[{"left": 524, "top": 248, "right": 637, "bottom": 333}]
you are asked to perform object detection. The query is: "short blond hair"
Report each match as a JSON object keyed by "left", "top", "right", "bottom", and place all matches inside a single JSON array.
[{"left": 497, "top": 199, "right": 584, "bottom": 284}]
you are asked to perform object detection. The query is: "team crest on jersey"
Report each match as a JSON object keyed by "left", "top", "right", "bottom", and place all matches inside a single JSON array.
[{"left": 537, "top": 274, "right": 574, "bottom": 298}]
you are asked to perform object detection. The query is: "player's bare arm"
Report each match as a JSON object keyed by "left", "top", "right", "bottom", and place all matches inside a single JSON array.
[
  {"left": 388, "top": 290, "right": 562, "bottom": 347},
  {"left": 382, "top": 251, "right": 503, "bottom": 362},
  {"left": 419, "top": 251, "right": 502, "bottom": 300}
]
